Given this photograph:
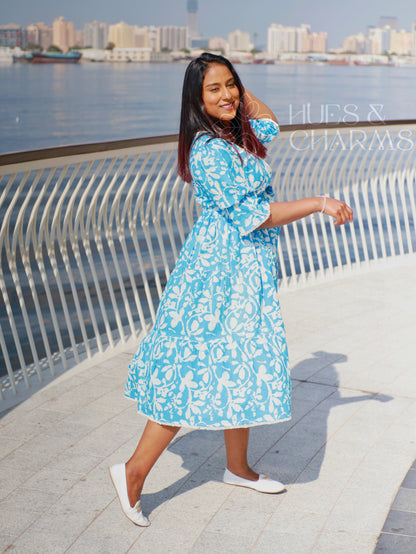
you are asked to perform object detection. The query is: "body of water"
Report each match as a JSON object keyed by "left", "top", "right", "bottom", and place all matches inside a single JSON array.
[{"left": 2, "top": 61, "right": 416, "bottom": 154}]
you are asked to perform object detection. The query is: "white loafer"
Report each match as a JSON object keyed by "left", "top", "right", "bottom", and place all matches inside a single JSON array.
[
  {"left": 109, "top": 463, "right": 150, "bottom": 526},
  {"left": 223, "top": 468, "right": 286, "bottom": 494}
]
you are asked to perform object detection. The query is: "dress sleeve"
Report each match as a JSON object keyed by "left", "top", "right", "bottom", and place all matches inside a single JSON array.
[
  {"left": 222, "top": 193, "right": 270, "bottom": 236},
  {"left": 249, "top": 118, "right": 279, "bottom": 144},
  {"left": 190, "top": 137, "right": 270, "bottom": 236}
]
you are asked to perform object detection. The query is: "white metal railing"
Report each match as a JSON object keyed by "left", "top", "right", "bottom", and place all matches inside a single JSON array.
[{"left": 1, "top": 121, "right": 416, "bottom": 404}]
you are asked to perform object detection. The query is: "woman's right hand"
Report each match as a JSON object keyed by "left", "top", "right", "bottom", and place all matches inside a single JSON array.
[{"left": 322, "top": 197, "right": 353, "bottom": 226}]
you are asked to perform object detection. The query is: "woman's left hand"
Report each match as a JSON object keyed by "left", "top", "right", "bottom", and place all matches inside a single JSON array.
[{"left": 322, "top": 197, "right": 353, "bottom": 226}]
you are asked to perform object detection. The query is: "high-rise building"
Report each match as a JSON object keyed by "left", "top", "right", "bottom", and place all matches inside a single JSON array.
[
  {"left": 26, "top": 22, "right": 52, "bottom": 50},
  {"left": 390, "top": 29, "right": 412, "bottom": 55},
  {"left": 187, "top": 0, "right": 199, "bottom": 40},
  {"left": 108, "top": 22, "right": 134, "bottom": 48},
  {"left": 309, "top": 32, "right": 327, "bottom": 53},
  {"left": 134, "top": 26, "right": 149, "bottom": 48},
  {"left": 74, "top": 30, "right": 84, "bottom": 48},
  {"left": 84, "top": 21, "right": 107, "bottom": 49},
  {"left": 147, "top": 26, "right": 160, "bottom": 51},
  {"left": 365, "top": 26, "right": 391, "bottom": 54},
  {"left": 228, "top": 29, "right": 252, "bottom": 52},
  {"left": 379, "top": 16, "right": 398, "bottom": 31},
  {"left": 342, "top": 33, "right": 366, "bottom": 54},
  {"left": 412, "top": 21, "right": 416, "bottom": 56},
  {"left": 0, "top": 24, "right": 27, "bottom": 48},
  {"left": 159, "top": 26, "right": 187, "bottom": 51},
  {"left": 268, "top": 23, "right": 326, "bottom": 56},
  {"left": 52, "top": 16, "right": 75, "bottom": 51},
  {"left": 208, "top": 37, "right": 227, "bottom": 52}
]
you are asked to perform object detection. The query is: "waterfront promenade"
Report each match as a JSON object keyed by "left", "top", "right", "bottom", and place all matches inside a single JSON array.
[{"left": 1, "top": 258, "right": 415, "bottom": 553}]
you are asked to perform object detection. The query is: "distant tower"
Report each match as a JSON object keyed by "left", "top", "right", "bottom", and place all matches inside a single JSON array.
[
  {"left": 378, "top": 16, "right": 398, "bottom": 30},
  {"left": 412, "top": 21, "right": 416, "bottom": 56},
  {"left": 187, "top": 0, "right": 199, "bottom": 41}
]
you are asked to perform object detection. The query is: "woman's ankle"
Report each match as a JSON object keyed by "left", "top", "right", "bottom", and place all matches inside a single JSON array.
[
  {"left": 125, "top": 460, "right": 145, "bottom": 506},
  {"left": 226, "top": 465, "right": 259, "bottom": 481}
]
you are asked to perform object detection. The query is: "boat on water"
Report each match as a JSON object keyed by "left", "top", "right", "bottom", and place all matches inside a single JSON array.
[{"left": 29, "top": 51, "right": 82, "bottom": 64}]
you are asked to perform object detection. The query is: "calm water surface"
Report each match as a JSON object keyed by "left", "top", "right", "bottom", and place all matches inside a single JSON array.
[{"left": 2, "top": 62, "right": 416, "bottom": 154}]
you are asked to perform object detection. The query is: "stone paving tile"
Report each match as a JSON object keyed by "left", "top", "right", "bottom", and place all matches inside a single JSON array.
[
  {"left": 324, "top": 486, "right": 393, "bottom": 535},
  {"left": 0, "top": 503, "right": 41, "bottom": 537},
  {"left": 8, "top": 527, "right": 84, "bottom": 554},
  {"left": 67, "top": 499, "right": 146, "bottom": 553},
  {"left": 0, "top": 436, "right": 22, "bottom": 459},
  {"left": 251, "top": 528, "right": 318, "bottom": 554},
  {"left": 312, "top": 530, "right": 379, "bottom": 553},
  {"left": 0, "top": 420, "right": 52, "bottom": 444},
  {"left": 86, "top": 390, "right": 130, "bottom": 414},
  {"left": 0, "top": 487, "right": 60, "bottom": 515},
  {"left": 265, "top": 507, "right": 326, "bottom": 536},
  {"left": 374, "top": 533, "right": 416, "bottom": 553},
  {"left": 43, "top": 446, "right": 103, "bottom": 476},
  {"left": 129, "top": 508, "right": 213, "bottom": 553},
  {"left": 66, "top": 533, "right": 136, "bottom": 554},
  {"left": 57, "top": 405, "right": 114, "bottom": 428},
  {"left": 38, "top": 386, "right": 95, "bottom": 414},
  {"left": 0, "top": 406, "right": 70, "bottom": 432},
  {"left": 402, "top": 468, "right": 416, "bottom": 490},
  {"left": 69, "top": 422, "right": 136, "bottom": 459},
  {"left": 0, "top": 449, "right": 41, "bottom": 488},
  {"left": 0, "top": 534, "right": 17, "bottom": 552},
  {"left": 204, "top": 505, "right": 271, "bottom": 539},
  {"left": 221, "top": 484, "right": 285, "bottom": 514},
  {"left": 381, "top": 509, "right": 416, "bottom": 537},
  {"left": 191, "top": 530, "right": 254, "bottom": 554},
  {"left": 22, "top": 467, "right": 82, "bottom": 496}
]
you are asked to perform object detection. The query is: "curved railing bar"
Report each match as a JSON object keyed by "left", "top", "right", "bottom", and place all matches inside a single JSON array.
[
  {"left": 106, "top": 154, "right": 140, "bottom": 338},
  {"left": 51, "top": 163, "right": 91, "bottom": 359},
  {"left": 10, "top": 170, "right": 44, "bottom": 380}
]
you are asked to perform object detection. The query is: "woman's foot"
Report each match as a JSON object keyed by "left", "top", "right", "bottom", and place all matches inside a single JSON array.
[
  {"left": 223, "top": 467, "right": 286, "bottom": 494},
  {"left": 109, "top": 463, "right": 150, "bottom": 526}
]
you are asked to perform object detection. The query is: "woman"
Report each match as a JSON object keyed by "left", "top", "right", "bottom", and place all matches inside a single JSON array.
[{"left": 110, "top": 53, "right": 353, "bottom": 526}]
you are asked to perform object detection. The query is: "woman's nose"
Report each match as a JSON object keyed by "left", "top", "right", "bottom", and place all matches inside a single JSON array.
[{"left": 221, "top": 87, "right": 232, "bottom": 100}]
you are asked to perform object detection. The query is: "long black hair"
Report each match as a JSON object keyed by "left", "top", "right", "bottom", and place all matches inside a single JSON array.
[{"left": 177, "top": 52, "right": 267, "bottom": 182}]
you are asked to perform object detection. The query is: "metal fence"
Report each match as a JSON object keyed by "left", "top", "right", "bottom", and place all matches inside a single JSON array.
[{"left": 1, "top": 121, "right": 415, "bottom": 404}]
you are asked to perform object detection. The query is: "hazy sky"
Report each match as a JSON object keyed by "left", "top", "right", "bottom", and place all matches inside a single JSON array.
[{"left": 2, "top": 0, "right": 416, "bottom": 48}]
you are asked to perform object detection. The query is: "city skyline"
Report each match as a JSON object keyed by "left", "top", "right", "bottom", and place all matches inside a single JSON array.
[{"left": 2, "top": 0, "right": 416, "bottom": 48}]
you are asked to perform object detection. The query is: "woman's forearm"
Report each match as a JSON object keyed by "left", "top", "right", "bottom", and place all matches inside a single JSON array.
[
  {"left": 257, "top": 197, "right": 353, "bottom": 229},
  {"left": 243, "top": 90, "right": 278, "bottom": 123}
]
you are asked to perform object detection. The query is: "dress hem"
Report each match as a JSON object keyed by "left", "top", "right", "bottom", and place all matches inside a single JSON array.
[{"left": 124, "top": 394, "right": 291, "bottom": 430}]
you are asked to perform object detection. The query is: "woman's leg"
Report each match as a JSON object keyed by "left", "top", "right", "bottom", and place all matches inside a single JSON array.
[
  {"left": 125, "top": 420, "right": 180, "bottom": 506},
  {"left": 223, "top": 427, "right": 259, "bottom": 481}
]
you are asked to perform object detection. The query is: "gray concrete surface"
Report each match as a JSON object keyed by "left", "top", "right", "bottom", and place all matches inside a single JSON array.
[{"left": 1, "top": 259, "right": 415, "bottom": 553}]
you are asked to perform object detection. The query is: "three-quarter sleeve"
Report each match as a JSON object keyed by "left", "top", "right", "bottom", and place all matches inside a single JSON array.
[
  {"left": 190, "top": 136, "right": 271, "bottom": 236},
  {"left": 222, "top": 192, "right": 270, "bottom": 236},
  {"left": 249, "top": 118, "right": 279, "bottom": 144}
]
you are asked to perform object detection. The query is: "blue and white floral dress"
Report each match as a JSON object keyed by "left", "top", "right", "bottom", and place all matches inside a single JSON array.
[{"left": 125, "top": 118, "right": 291, "bottom": 429}]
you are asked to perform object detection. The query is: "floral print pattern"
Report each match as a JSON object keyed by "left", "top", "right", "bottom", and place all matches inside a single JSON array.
[{"left": 125, "top": 118, "right": 291, "bottom": 429}]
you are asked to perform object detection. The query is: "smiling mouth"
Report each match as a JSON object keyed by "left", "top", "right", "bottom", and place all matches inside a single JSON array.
[{"left": 220, "top": 103, "right": 234, "bottom": 110}]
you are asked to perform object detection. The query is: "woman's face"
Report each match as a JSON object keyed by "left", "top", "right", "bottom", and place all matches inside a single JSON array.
[{"left": 201, "top": 63, "right": 240, "bottom": 125}]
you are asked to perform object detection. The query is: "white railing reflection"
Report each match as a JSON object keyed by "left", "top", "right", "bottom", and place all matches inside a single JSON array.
[{"left": 1, "top": 121, "right": 415, "bottom": 404}]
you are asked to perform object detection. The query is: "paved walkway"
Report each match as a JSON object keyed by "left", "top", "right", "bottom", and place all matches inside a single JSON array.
[{"left": 1, "top": 260, "right": 415, "bottom": 553}]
